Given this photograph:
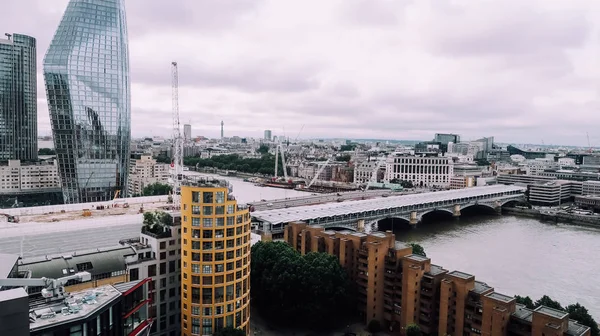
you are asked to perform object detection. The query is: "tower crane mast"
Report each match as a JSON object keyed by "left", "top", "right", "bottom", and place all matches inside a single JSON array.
[{"left": 170, "top": 62, "right": 183, "bottom": 209}]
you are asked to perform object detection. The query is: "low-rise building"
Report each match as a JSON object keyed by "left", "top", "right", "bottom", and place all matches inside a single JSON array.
[
  {"left": 128, "top": 155, "right": 170, "bottom": 196},
  {"left": 283, "top": 222, "right": 591, "bottom": 336},
  {"left": 529, "top": 180, "right": 582, "bottom": 206},
  {"left": 0, "top": 159, "right": 60, "bottom": 193},
  {"left": 354, "top": 160, "right": 385, "bottom": 184},
  {"left": 384, "top": 154, "right": 453, "bottom": 188}
]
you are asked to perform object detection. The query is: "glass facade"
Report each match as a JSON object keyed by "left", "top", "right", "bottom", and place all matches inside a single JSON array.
[
  {"left": 44, "top": 0, "right": 131, "bottom": 203},
  {"left": 0, "top": 33, "right": 37, "bottom": 161}
]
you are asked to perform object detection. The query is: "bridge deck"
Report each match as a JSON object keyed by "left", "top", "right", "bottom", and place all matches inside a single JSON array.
[{"left": 252, "top": 185, "right": 525, "bottom": 225}]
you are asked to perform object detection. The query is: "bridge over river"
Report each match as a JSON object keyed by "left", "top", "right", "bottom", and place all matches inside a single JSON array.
[{"left": 252, "top": 185, "right": 526, "bottom": 234}]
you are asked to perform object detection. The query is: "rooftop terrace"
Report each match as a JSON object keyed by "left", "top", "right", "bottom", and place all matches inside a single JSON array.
[{"left": 448, "top": 270, "right": 474, "bottom": 280}]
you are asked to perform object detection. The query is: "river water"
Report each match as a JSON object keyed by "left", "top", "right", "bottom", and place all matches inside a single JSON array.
[{"left": 219, "top": 176, "right": 600, "bottom": 318}]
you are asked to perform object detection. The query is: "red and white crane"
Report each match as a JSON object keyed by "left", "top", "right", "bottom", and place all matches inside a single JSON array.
[{"left": 169, "top": 61, "right": 183, "bottom": 209}]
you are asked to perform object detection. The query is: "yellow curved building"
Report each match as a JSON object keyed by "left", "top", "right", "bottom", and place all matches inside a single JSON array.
[{"left": 180, "top": 177, "right": 251, "bottom": 336}]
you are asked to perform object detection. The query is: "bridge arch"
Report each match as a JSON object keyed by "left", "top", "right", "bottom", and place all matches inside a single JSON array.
[
  {"left": 326, "top": 226, "right": 357, "bottom": 232},
  {"left": 500, "top": 199, "right": 523, "bottom": 207},
  {"left": 461, "top": 203, "right": 498, "bottom": 215},
  {"left": 420, "top": 208, "right": 455, "bottom": 223},
  {"left": 377, "top": 216, "right": 411, "bottom": 231}
]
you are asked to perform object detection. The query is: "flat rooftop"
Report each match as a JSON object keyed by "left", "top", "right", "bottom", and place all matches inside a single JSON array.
[
  {"left": 472, "top": 281, "right": 493, "bottom": 295},
  {"left": 428, "top": 264, "right": 448, "bottom": 276},
  {"left": 485, "top": 292, "right": 514, "bottom": 303},
  {"left": 567, "top": 320, "right": 592, "bottom": 336},
  {"left": 0, "top": 253, "right": 19, "bottom": 278},
  {"left": 29, "top": 285, "right": 121, "bottom": 332},
  {"left": 448, "top": 270, "right": 474, "bottom": 280},
  {"left": 513, "top": 304, "right": 534, "bottom": 322},
  {"left": 405, "top": 254, "right": 429, "bottom": 262},
  {"left": 534, "top": 305, "right": 569, "bottom": 320},
  {"left": 252, "top": 185, "right": 525, "bottom": 224}
]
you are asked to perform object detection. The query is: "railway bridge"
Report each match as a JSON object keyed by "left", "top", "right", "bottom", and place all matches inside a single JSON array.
[{"left": 252, "top": 185, "right": 527, "bottom": 235}]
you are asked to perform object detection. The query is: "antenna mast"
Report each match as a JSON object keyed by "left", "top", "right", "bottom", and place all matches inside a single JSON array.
[{"left": 170, "top": 61, "right": 183, "bottom": 209}]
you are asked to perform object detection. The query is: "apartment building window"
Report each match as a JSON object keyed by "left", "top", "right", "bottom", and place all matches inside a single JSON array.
[
  {"left": 203, "top": 192, "right": 213, "bottom": 203},
  {"left": 215, "top": 206, "right": 225, "bottom": 215},
  {"left": 216, "top": 191, "right": 225, "bottom": 203},
  {"left": 191, "top": 264, "right": 200, "bottom": 273},
  {"left": 226, "top": 205, "right": 234, "bottom": 214},
  {"left": 160, "top": 242, "right": 166, "bottom": 249},
  {"left": 129, "top": 268, "right": 139, "bottom": 281},
  {"left": 216, "top": 217, "right": 225, "bottom": 227},
  {"left": 203, "top": 206, "right": 213, "bottom": 216},
  {"left": 192, "top": 217, "right": 200, "bottom": 227},
  {"left": 202, "top": 319, "right": 212, "bottom": 335},
  {"left": 160, "top": 262, "right": 166, "bottom": 275},
  {"left": 192, "top": 191, "right": 200, "bottom": 203},
  {"left": 192, "top": 205, "right": 200, "bottom": 215},
  {"left": 203, "top": 218, "right": 213, "bottom": 228},
  {"left": 192, "top": 317, "right": 201, "bottom": 334},
  {"left": 202, "top": 265, "right": 213, "bottom": 274},
  {"left": 148, "top": 265, "right": 157, "bottom": 277}
]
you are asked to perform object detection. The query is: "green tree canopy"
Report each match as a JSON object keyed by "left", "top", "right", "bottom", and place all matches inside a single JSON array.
[
  {"left": 256, "top": 144, "right": 270, "bottom": 154},
  {"left": 142, "top": 182, "right": 172, "bottom": 196},
  {"left": 38, "top": 148, "right": 56, "bottom": 155},
  {"left": 409, "top": 243, "right": 426, "bottom": 257},
  {"left": 214, "top": 327, "right": 246, "bottom": 336},
  {"left": 535, "top": 295, "right": 563, "bottom": 310},
  {"left": 251, "top": 241, "right": 355, "bottom": 330},
  {"left": 406, "top": 323, "right": 421, "bottom": 336},
  {"left": 142, "top": 211, "right": 173, "bottom": 234},
  {"left": 184, "top": 153, "right": 283, "bottom": 176},
  {"left": 514, "top": 295, "right": 535, "bottom": 309},
  {"left": 566, "top": 303, "right": 599, "bottom": 336}
]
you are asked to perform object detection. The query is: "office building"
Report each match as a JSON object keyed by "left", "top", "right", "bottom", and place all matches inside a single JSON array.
[
  {"left": 434, "top": 133, "right": 460, "bottom": 146},
  {"left": 354, "top": 160, "right": 385, "bottom": 184},
  {"left": 0, "top": 159, "right": 60, "bottom": 193},
  {"left": 384, "top": 154, "right": 453, "bottom": 188},
  {"left": 180, "top": 177, "right": 251, "bottom": 335},
  {"left": 284, "top": 223, "right": 591, "bottom": 336},
  {"left": 264, "top": 130, "right": 272, "bottom": 141},
  {"left": 220, "top": 121, "right": 224, "bottom": 139},
  {"left": 0, "top": 33, "right": 37, "bottom": 161},
  {"left": 184, "top": 124, "right": 192, "bottom": 142},
  {"left": 128, "top": 155, "right": 170, "bottom": 197},
  {"left": 528, "top": 180, "right": 582, "bottom": 206},
  {"left": 44, "top": 0, "right": 131, "bottom": 204}
]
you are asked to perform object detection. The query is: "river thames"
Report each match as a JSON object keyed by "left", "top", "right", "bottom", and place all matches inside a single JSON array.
[{"left": 222, "top": 176, "right": 600, "bottom": 318}]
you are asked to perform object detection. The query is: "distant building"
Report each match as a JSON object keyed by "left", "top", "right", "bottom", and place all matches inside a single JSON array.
[
  {"left": 127, "top": 155, "right": 170, "bottom": 196},
  {"left": 184, "top": 124, "right": 192, "bottom": 142},
  {"left": 354, "top": 160, "right": 384, "bottom": 184},
  {"left": 0, "top": 33, "right": 38, "bottom": 161},
  {"left": 434, "top": 133, "right": 460, "bottom": 145},
  {"left": 0, "top": 160, "right": 60, "bottom": 193},
  {"left": 264, "top": 130, "right": 272, "bottom": 141},
  {"left": 284, "top": 222, "right": 591, "bottom": 336},
  {"left": 384, "top": 154, "right": 453, "bottom": 188}
]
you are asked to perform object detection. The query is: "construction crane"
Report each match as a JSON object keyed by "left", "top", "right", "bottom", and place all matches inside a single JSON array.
[
  {"left": 307, "top": 156, "right": 334, "bottom": 188},
  {"left": 364, "top": 155, "right": 387, "bottom": 191},
  {"left": 169, "top": 61, "right": 183, "bottom": 209},
  {"left": 274, "top": 145, "right": 289, "bottom": 180},
  {"left": 587, "top": 132, "right": 593, "bottom": 153},
  {"left": 0, "top": 272, "right": 92, "bottom": 300}
]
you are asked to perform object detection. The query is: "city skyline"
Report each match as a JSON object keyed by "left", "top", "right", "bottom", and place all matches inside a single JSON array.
[
  {"left": 4, "top": 0, "right": 600, "bottom": 146},
  {"left": 44, "top": 0, "right": 131, "bottom": 203}
]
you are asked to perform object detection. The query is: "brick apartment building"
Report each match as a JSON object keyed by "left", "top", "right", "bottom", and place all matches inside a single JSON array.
[{"left": 284, "top": 222, "right": 591, "bottom": 336}]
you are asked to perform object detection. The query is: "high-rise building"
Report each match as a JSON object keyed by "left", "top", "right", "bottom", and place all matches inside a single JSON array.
[
  {"left": 180, "top": 177, "right": 251, "bottom": 335},
  {"left": 284, "top": 223, "right": 592, "bottom": 336},
  {"left": 264, "top": 130, "right": 272, "bottom": 141},
  {"left": 0, "top": 33, "right": 37, "bottom": 161},
  {"left": 44, "top": 0, "right": 131, "bottom": 204},
  {"left": 220, "top": 120, "right": 224, "bottom": 139},
  {"left": 184, "top": 124, "right": 192, "bottom": 142}
]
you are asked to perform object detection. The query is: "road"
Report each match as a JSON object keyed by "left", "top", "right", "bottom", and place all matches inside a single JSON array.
[{"left": 0, "top": 214, "right": 143, "bottom": 258}]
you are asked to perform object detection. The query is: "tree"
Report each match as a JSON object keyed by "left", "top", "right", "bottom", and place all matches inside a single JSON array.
[
  {"left": 183, "top": 153, "right": 283, "bottom": 176},
  {"left": 38, "top": 148, "right": 56, "bottom": 155},
  {"left": 142, "top": 182, "right": 172, "bottom": 196},
  {"left": 214, "top": 327, "right": 246, "bottom": 336},
  {"left": 336, "top": 154, "right": 352, "bottom": 162},
  {"left": 257, "top": 144, "right": 270, "bottom": 155},
  {"left": 515, "top": 295, "right": 535, "bottom": 309},
  {"left": 409, "top": 243, "right": 426, "bottom": 257},
  {"left": 368, "top": 320, "right": 382, "bottom": 333},
  {"left": 535, "top": 295, "right": 563, "bottom": 310},
  {"left": 566, "top": 304, "right": 599, "bottom": 336},
  {"left": 406, "top": 323, "right": 421, "bottom": 336},
  {"left": 251, "top": 241, "right": 355, "bottom": 330},
  {"left": 142, "top": 211, "right": 172, "bottom": 234}
]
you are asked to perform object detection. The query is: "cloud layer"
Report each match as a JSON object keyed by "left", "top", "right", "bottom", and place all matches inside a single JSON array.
[{"left": 5, "top": 0, "right": 600, "bottom": 145}]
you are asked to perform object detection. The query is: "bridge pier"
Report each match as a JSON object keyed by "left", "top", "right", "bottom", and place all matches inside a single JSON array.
[
  {"left": 409, "top": 211, "right": 419, "bottom": 226},
  {"left": 453, "top": 204, "right": 461, "bottom": 218},
  {"left": 494, "top": 200, "right": 502, "bottom": 215},
  {"left": 357, "top": 219, "right": 365, "bottom": 232}
]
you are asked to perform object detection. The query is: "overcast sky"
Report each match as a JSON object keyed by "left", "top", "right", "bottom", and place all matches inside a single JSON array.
[{"left": 4, "top": 0, "right": 600, "bottom": 145}]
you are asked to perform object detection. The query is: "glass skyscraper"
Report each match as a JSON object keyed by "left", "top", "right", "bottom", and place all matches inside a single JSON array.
[
  {"left": 0, "top": 33, "right": 37, "bottom": 161},
  {"left": 44, "top": 0, "right": 131, "bottom": 204}
]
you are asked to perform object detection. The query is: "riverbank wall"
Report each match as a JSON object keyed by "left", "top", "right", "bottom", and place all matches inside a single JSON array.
[{"left": 503, "top": 207, "right": 600, "bottom": 229}]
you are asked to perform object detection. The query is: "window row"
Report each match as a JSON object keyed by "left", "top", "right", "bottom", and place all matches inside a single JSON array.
[
  {"left": 185, "top": 236, "right": 251, "bottom": 251},
  {"left": 190, "top": 190, "right": 226, "bottom": 204},
  {"left": 187, "top": 214, "right": 248, "bottom": 228}
]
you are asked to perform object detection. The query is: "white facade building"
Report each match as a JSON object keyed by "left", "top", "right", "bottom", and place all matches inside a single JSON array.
[
  {"left": 124, "top": 215, "right": 182, "bottom": 335},
  {"left": 128, "top": 155, "right": 170, "bottom": 196},
  {"left": 354, "top": 160, "right": 384, "bottom": 184},
  {"left": 0, "top": 159, "right": 60, "bottom": 193},
  {"left": 384, "top": 155, "right": 453, "bottom": 188}
]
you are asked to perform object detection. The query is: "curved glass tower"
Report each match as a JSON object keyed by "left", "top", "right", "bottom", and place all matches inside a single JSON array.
[{"left": 44, "top": 0, "right": 131, "bottom": 204}]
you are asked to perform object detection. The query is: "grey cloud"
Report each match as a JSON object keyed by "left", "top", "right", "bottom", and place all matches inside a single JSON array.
[
  {"left": 126, "top": 0, "right": 263, "bottom": 36},
  {"left": 133, "top": 58, "right": 323, "bottom": 93},
  {"left": 338, "top": 0, "right": 408, "bottom": 27}
]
